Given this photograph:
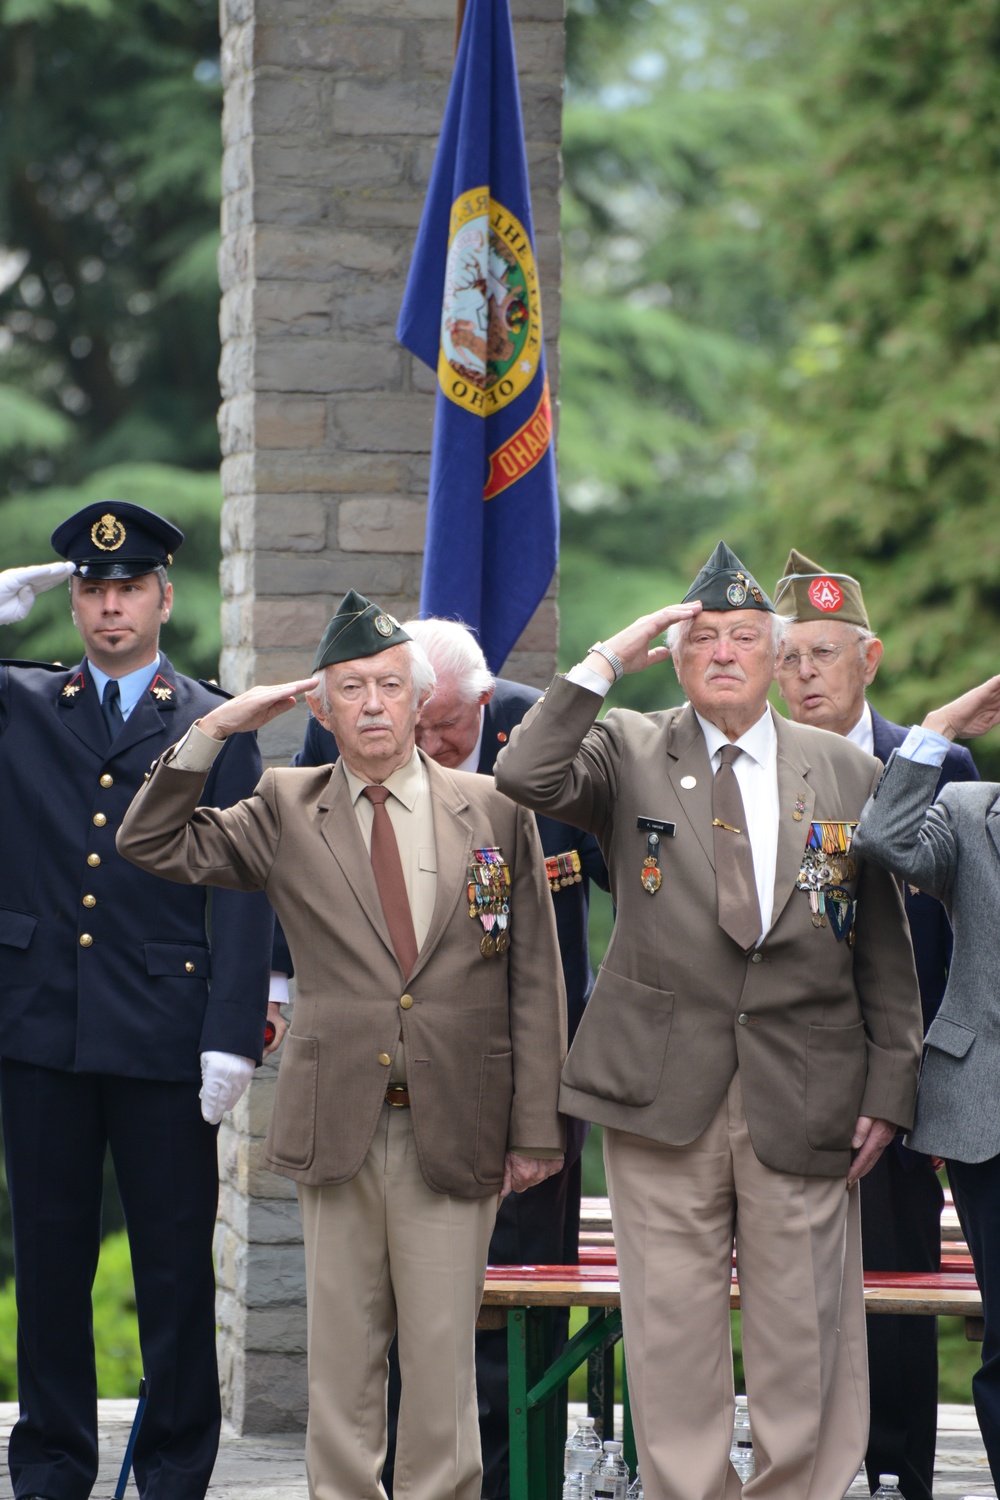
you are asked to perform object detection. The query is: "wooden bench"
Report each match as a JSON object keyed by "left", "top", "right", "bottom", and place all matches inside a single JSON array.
[{"left": 481, "top": 1259, "right": 984, "bottom": 1500}]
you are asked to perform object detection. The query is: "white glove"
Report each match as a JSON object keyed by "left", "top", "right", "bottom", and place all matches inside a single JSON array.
[
  {"left": 0, "top": 561, "right": 76, "bottom": 625},
  {"left": 199, "top": 1050, "right": 256, "bottom": 1124}
]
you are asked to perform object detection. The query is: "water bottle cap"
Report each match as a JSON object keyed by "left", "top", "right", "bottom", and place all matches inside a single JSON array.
[
  {"left": 878, "top": 1479, "right": 899, "bottom": 1487},
  {"left": 735, "top": 1395, "right": 749, "bottom": 1408},
  {"left": 581, "top": 1417, "right": 595, "bottom": 1427},
  {"left": 604, "top": 1440, "right": 622, "bottom": 1453}
]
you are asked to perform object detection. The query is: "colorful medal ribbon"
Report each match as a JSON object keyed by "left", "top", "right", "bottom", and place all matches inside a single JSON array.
[
  {"left": 468, "top": 846, "right": 511, "bottom": 956},
  {"left": 796, "top": 821, "right": 859, "bottom": 939},
  {"left": 544, "top": 849, "right": 582, "bottom": 892}
]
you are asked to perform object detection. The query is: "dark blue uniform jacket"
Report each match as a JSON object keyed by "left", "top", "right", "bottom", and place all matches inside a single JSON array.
[{"left": 0, "top": 656, "right": 273, "bottom": 1080}]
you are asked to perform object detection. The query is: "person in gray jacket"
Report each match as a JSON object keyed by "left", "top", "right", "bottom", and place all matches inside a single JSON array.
[{"left": 853, "top": 669, "right": 1000, "bottom": 1487}]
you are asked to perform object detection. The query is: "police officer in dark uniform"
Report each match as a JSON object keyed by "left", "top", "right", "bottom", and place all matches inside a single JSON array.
[{"left": 0, "top": 502, "right": 276, "bottom": 1500}]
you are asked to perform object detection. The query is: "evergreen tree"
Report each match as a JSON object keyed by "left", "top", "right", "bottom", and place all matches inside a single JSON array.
[{"left": 753, "top": 0, "right": 1000, "bottom": 759}]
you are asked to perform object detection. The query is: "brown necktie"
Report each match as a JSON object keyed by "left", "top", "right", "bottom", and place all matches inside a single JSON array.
[
  {"left": 712, "top": 744, "right": 762, "bottom": 952},
  {"left": 362, "top": 785, "right": 419, "bottom": 978}
]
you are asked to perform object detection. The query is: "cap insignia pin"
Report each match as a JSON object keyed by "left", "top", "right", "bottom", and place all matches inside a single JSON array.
[{"left": 90, "top": 513, "right": 126, "bottom": 552}]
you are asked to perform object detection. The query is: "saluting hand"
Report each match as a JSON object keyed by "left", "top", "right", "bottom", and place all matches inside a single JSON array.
[
  {"left": 0, "top": 561, "right": 76, "bottom": 626},
  {"left": 584, "top": 600, "right": 703, "bottom": 683},
  {"left": 198, "top": 677, "right": 321, "bottom": 741},
  {"left": 923, "top": 673, "right": 1000, "bottom": 742}
]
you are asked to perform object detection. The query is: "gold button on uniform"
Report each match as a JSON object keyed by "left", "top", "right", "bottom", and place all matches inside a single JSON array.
[
  {"left": 185, "top": 961, "right": 195, "bottom": 973},
  {"left": 100, "top": 773, "right": 114, "bottom": 788},
  {"left": 87, "top": 853, "right": 101, "bottom": 867},
  {"left": 79, "top": 934, "right": 93, "bottom": 948},
  {"left": 82, "top": 895, "right": 96, "bottom": 908},
  {"left": 400, "top": 994, "right": 414, "bottom": 1010},
  {"left": 93, "top": 812, "right": 107, "bottom": 827},
  {"left": 378, "top": 1053, "right": 392, "bottom": 1067}
]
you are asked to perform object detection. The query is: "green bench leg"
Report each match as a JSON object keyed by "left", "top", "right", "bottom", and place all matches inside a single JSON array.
[{"left": 509, "top": 1307, "right": 556, "bottom": 1500}]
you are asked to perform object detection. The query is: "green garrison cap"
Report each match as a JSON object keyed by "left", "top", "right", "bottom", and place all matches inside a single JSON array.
[
  {"left": 773, "top": 548, "right": 870, "bottom": 629},
  {"left": 682, "top": 541, "right": 774, "bottom": 612},
  {"left": 313, "top": 589, "right": 412, "bottom": 671}
]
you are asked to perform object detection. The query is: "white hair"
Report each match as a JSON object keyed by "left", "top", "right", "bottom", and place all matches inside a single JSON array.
[
  {"left": 400, "top": 617, "right": 494, "bottom": 702},
  {"left": 666, "top": 612, "right": 787, "bottom": 655},
  {"left": 312, "top": 639, "right": 436, "bottom": 712}
]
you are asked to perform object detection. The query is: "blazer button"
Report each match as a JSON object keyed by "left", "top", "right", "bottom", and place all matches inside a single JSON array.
[
  {"left": 93, "top": 812, "right": 107, "bottom": 827},
  {"left": 737, "top": 1012, "right": 749, "bottom": 1025},
  {"left": 100, "top": 773, "right": 114, "bottom": 788},
  {"left": 378, "top": 1053, "right": 392, "bottom": 1066},
  {"left": 750, "top": 952, "right": 762, "bottom": 964},
  {"left": 185, "top": 961, "right": 195, "bottom": 973},
  {"left": 79, "top": 933, "right": 93, "bottom": 948},
  {"left": 400, "top": 994, "right": 414, "bottom": 1010},
  {"left": 87, "top": 853, "right": 101, "bottom": 867},
  {"left": 82, "top": 894, "right": 96, "bottom": 908}
]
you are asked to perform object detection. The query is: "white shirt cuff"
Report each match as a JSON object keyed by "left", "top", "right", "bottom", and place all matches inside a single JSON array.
[
  {"left": 565, "top": 663, "right": 613, "bottom": 698},
  {"left": 168, "top": 722, "right": 227, "bottom": 772},
  {"left": 898, "top": 725, "right": 952, "bottom": 767},
  {"left": 268, "top": 972, "right": 290, "bottom": 1007}
]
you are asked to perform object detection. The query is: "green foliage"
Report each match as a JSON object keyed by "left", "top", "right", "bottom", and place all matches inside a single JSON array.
[
  {"left": 0, "top": 0, "right": 223, "bottom": 491},
  {"left": 0, "top": 1228, "right": 141, "bottom": 1400},
  {"left": 750, "top": 0, "right": 1000, "bottom": 771},
  {"left": 3, "top": 462, "right": 224, "bottom": 678},
  {"left": 559, "top": 0, "right": 811, "bottom": 608}
]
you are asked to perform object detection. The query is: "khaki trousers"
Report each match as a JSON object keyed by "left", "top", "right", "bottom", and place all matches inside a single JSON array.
[
  {"left": 297, "top": 1104, "right": 498, "bottom": 1500},
  {"left": 605, "top": 1072, "right": 867, "bottom": 1500}
]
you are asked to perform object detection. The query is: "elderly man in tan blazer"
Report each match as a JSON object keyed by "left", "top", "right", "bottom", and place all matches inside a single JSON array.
[
  {"left": 117, "top": 589, "right": 566, "bottom": 1500},
  {"left": 495, "top": 543, "right": 922, "bottom": 1500}
]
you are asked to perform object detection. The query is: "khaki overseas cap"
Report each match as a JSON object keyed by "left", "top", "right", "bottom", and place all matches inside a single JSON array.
[{"left": 773, "top": 548, "right": 870, "bottom": 629}]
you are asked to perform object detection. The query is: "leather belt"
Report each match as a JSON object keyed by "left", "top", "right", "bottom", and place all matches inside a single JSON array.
[{"left": 385, "top": 1084, "right": 411, "bottom": 1108}]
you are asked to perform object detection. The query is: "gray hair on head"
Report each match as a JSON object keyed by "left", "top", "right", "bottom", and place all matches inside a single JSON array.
[
  {"left": 400, "top": 617, "right": 494, "bottom": 702},
  {"left": 665, "top": 613, "right": 787, "bottom": 655},
  {"left": 312, "top": 639, "right": 437, "bottom": 713}
]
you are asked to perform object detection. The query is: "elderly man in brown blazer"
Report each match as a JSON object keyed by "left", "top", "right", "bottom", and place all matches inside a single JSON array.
[
  {"left": 116, "top": 590, "right": 566, "bottom": 1500},
  {"left": 495, "top": 543, "right": 922, "bottom": 1500}
]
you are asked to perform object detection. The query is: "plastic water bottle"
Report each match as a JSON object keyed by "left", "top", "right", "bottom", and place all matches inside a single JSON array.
[
  {"left": 872, "top": 1478, "right": 904, "bottom": 1500},
  {"left": 563, "top": 1415, "right": 602, "bottom": 1500},
  {"left": 626, "top": 1469, "right": 643, "bottom": 1500},
  {"left": 729, "top": 1394, "right": 755, "bottom": 1481},
  {"left": 591, "top": 1439, "right": 630, "bottom": 1500}
]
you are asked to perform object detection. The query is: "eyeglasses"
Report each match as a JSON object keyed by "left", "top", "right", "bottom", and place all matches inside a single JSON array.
[{"left": 777, "top": 644, "right": 847, "bottom": 673}]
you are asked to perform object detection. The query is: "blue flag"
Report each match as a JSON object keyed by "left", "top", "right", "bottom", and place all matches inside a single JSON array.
[{"left": 397, "top": 0, "right": 558, "bottom": 675}]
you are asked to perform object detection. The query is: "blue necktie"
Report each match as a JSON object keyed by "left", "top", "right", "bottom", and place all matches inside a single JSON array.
[{"left": 101, "top": 679, "right": 124, "bottom": 742}]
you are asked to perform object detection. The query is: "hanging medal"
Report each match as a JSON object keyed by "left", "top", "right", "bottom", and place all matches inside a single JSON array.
[
  {"left": 469, "top": 847, "right": 511, "bottom": 957},
  {"left": 641, "top": 832, "right": 662, "bottom": 895}
]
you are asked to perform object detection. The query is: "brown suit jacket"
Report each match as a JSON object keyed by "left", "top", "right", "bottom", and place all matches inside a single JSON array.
[
  {"left": 117, "top": 748, "right": 566, "bottom": 1196},
  {"left": 495, "top": 677, "right": 922, "bottom": 1179}
]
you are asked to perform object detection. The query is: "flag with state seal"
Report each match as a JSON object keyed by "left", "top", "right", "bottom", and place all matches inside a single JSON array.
[{"left": 396, "top": 0, "right": 558, "bottom": 675}]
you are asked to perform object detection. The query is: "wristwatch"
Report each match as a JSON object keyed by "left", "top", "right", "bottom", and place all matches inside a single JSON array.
[{"left": 588, "top": 641, "right": 624, "bottom": 683}]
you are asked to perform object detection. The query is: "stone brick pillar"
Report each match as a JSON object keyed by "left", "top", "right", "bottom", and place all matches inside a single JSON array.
[{"left": 216, "top": 0, "right": 565, "bottom": 1432}]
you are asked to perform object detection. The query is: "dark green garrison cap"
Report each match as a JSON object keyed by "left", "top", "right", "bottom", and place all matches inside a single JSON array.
[
  {"left": 773, "top": 548, "right": 870, "bottom": 629},
  {"left": 682, "top": 541, "right": 774, "bottom": 612},
  {"left": 313, "top": 589, "right": 412, "bottom": 671}
]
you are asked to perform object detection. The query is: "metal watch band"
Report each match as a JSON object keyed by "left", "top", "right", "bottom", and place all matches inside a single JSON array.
[{"left": 588, "top": 641, "right": 624, "bottom": 683}]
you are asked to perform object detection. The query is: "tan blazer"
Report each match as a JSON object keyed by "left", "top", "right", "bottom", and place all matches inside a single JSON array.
[
  {"left": 495, "top": 677, "right": 922, "bottom": 1179},
  {"left": 117, "top": 749, "right": 566, "bottom": 1196}
]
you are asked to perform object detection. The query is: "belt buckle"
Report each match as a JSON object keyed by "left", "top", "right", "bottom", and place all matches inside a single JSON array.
[{"left": 385, "top": 1084, "right": 409, "bottom": 1108}]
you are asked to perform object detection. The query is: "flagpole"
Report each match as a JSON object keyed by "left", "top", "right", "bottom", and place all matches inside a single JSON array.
[{"left": 455, "top": 0, "right": 467, "bottom": 52}]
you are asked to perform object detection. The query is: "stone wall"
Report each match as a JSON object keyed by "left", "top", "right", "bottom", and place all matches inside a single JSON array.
[{"left": 216, "top": 0, "right": 565, "bottom": 1432}]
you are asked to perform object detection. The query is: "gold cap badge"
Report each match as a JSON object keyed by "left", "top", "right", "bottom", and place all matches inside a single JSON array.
[{"left": 91, "top": 513, "right": 126, "bottom": 552}]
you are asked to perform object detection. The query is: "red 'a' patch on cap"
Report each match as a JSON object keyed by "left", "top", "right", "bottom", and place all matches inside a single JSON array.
[{"left": 808, "top": 577, "right": 843, "bottom": 612}]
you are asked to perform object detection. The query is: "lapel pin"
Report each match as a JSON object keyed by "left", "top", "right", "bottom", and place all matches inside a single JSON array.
[
  {"left": 680, "top": 775, "right": 697, "bottom": 789},
  {"left": 793, "top": 796, "right": 806, "bottom": 821}
]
